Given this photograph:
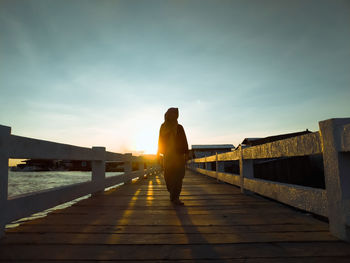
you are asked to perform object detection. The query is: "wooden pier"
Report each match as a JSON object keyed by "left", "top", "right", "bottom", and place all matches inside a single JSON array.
[{"left": 1, "top": 170, "right": 350, "bottom": 262}]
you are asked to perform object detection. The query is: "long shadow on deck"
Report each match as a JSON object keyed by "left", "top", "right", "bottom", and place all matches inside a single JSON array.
[
  {"left": 175, "top": 205, "right": 225, "bottom": 262},
  {"left": 63, "top": 176, "right": 147, "bottom": 259}
]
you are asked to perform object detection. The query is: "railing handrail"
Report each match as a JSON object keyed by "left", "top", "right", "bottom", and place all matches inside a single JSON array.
[
  {"left": 0, "top": 124, "right": 161, "bottom": 238},
  {"left": 192, "top": 131, "right": 322, "bottom": 163},
  {"left": 188, "top": 118, "right": 350, "bottom": 242},
  {"left": 7, "top": 133, "right": 141, "bottom": 162}
]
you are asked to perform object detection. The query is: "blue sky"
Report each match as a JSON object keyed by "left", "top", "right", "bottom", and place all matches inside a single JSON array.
[{"left": 1, "top": 0, "right": 349, "bottom": 154}]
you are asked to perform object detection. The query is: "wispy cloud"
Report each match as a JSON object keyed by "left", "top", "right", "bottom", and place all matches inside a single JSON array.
[{"left": 1, "top": 0, "right": 349, "bottom": 153}]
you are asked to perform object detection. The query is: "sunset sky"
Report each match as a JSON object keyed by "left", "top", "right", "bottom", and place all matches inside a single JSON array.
[{"left": 1, "top": 0, "right": 349, "bottom": 155}]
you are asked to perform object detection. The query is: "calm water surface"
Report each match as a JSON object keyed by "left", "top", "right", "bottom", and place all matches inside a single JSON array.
[
  {"left": 7, "top": 170, "right": 123, "bottom": 228},
  {"left": 8, "top": 170, "right": 122, "bottom": 198}
]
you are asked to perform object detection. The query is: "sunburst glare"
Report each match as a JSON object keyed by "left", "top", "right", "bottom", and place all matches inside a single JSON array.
[{"left": 132, "top": 127, "right": 158, "bottom": 154}]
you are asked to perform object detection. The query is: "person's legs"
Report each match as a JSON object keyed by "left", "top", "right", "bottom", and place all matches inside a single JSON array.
[
  {"left": 163, "top": 171, "right": 171, "bottom": 192},
  {"left": 172, "top": 175, "right": 183, "bottom": 200},
  {"left": 163, "top": 170, "right": 175, "bottom": 200},
  {"left": 171, "top": 175, "right": 184, "bottom": 205},
  {"left": 164, "top": 153, "right": 186, "bottom": 204},
  {"left": 164, "top": 172, "right": 183, "bottom": 204}
]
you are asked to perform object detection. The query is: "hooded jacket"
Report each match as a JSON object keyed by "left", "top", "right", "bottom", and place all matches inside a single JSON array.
[{"left": 158, "top": 108, "right": 188, "bottom": 155}]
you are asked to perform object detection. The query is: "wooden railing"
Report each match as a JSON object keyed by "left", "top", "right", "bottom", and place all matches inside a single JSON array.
[
  {"left": 0, "top": 125, "right": 161, "bottom": 238},
  {"left": 188, "top": 118, "right": 350, "bottom": 241}
]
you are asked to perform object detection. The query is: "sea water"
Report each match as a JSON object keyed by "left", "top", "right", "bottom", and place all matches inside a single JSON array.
[
  {"left": 6, "top": 170, "right": 123, "bottom": 228},
  {"left": 8, "top": 170, "right": 123, "bottom": 197}
]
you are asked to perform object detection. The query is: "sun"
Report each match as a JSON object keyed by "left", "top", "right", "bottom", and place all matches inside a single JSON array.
[{"left": 133, "top": 128, "right": 158, "bottom": 154}]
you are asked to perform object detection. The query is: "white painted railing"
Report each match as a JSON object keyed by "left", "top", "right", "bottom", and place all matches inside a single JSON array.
[
  {"left": 0, "top": 125, "right": 161, "bottom": 238},
  {"left": 188, "top": 118, "right": 350, "bottom": 241}
]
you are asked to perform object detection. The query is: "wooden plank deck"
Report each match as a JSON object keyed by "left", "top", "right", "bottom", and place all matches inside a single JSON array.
[{"left": 1, "top": 170, "right": 350, "bottom": 262}]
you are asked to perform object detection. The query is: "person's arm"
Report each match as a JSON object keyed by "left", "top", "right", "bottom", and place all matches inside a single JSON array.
[
  {"left": 158, "top": 124, "right": 169, "bottom": 166},
  {"left": 178, "top": 125, "right": 189, "bottom": 157},
  {"left": 182, "top": 126, "right": 189, "bottom": 161},
  {"left": 157, "top": 128, "right": 163, "bottom": 163}
]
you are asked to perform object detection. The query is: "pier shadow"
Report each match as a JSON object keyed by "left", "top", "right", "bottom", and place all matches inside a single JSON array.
[
  {"left": 175, "top": 202, "right": 226, "bottom": 262},
  {"left": 58, "top": 173, "right": 159, "bottom": 260}
]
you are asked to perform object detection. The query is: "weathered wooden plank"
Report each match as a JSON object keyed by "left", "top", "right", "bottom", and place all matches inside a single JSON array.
[
  {"left": 5, "top": 224, "right": 329, "bottom": 234},
  {"left": 10, "top": 258, "right": 348, "bottom": 263},
  {"left": 217, "top": 150, "right": 241, "bottom": 161},
  {"left": 243, "top": 132, "right": 322, "bottom": 159},
  {"left": 1, "top": 242, "right": 350, "bottom": 261},
  {"left": 48, "top": 207, "right": 298, "bottom": 216},
  {"left": 70, "top": 199, "right": 270, "bottom": 206},
  {"left": 244, "top": 178, "right": 328, "bottom": 217},
  {"left": 9, "top": 135, "right": 95, "bottom": 160},
  {"left": 3, "top": 231, "right": 337, "bottom": 244},
  {"left": 191, "top": 132, "right": 322, "bottom": 163},
  {"left": 194, "top": 168, "right": 241, "bottom": 186},
  {"left": 17, "top": 213, "right": 320, "bottom": 226},
  {"left": 53, "top": 194, "right": 258, "bottom": 201},
  {"left": 193, "top": 150, "right": 240, "bottom": 162},
  {"left": 109, "top": 187, "right": 241, "bottom": 194},
  {"left": 57, "top": 203, "right": 284, "bottom": 210}
]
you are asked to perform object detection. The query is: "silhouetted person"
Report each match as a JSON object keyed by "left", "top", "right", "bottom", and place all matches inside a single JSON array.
[{"left": 157, "top": 108, "right": 188, "bottom": 205}]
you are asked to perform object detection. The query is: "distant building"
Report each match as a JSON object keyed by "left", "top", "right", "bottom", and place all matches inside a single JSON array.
[
  {"left": 12, "top": 159, "right": 59, "bottom": 171},
  {"left": 11, "top": 159, "right": 92, "bottom": 172},
  {"left": 59, "top": 160, "right": 91, "bottom": 171},
  {"left": 190, "top": 144, "right": 234, "bottom": 159},
  {"left": 240, "top": 138, "right": 262, "bottom": 146}
]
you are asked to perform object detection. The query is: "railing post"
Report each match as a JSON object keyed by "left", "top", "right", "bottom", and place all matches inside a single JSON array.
[
  {"left": 92, "top": 147, "right": 106, "bottom": 195},
  {"left": 319, "top": 118, "right": 350, "bottom": 241},
  {"left": 239, "top": 145, "right": 254, "bottom": 194},
  {"left": 215, "top": 152, "right": 219, "bottom": 181},
  {"left": 138, "top": 157, "right": 144, "bottom": 179},
  {"left": 0, "top": 125, "right": 11, "bottom": 238},
  {"left": 150, "top": 165, "right": 155, "bottom": 176},
  {"left": 204, "top": 156, "right": 208, "bottom": 170},
  {"left": 124, "top": 153, "right": 132, "bottom": 184},
  {"left": 145, "top": 161, "right": 150, "bottom": 178}
]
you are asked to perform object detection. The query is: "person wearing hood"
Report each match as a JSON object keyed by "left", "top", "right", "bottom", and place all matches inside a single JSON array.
[{"left": 157, "top": 107, "right": 188, "bottom": 205}]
